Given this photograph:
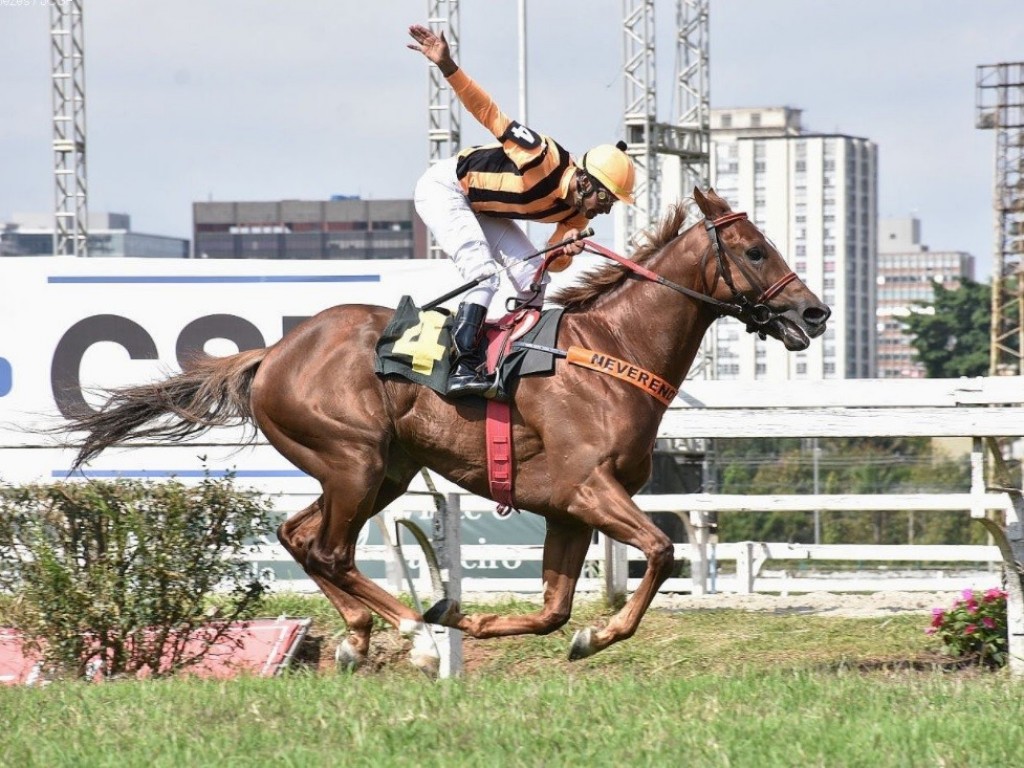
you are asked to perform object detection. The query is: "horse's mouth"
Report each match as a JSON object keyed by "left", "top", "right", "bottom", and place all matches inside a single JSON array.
[{"left": 770, "top": 317, "right": 812, "bottom": 351}]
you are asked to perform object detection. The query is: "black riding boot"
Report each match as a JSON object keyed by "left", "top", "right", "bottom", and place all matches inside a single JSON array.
[{"left": 446, "top": 302, "right": 492, "bottom": 398}]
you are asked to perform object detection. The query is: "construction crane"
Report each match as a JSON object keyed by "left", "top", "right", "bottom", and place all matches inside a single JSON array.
[{"left": 976, "top": 62, "right": 1024, "bottom": 375}]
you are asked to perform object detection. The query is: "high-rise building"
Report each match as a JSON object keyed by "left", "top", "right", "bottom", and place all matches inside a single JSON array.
[
  {"left": 192, "top": 198, "right": 427, "bottom": 260},
  {"left": 709, "top": 107, "right": 878, "bottom": 379},
  {"left": 1, "top": 212, "right": 188, "bottom": 258},
  {"left": 876, "top": 217, "right": 975, "bottom": 378}
]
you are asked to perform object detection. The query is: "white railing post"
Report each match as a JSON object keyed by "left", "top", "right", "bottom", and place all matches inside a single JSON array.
[
  {"left": 687, "top": 510, "right": 711, "bottom": 596},
  {"left": 1005, "top": 500, "right": 1024, "bottom": 679},
  {"left": 736, "top": 541, "right": 755, "bottom": 594},
  {"left": 431, "top": 492, "right": 463, "bottom": 678},
  {"left": 376, "top": 511, "right": 404, "bottom": 593},
  {"left": 603, "top": 534, "right": 629, "bottom": 607},
  {"left": 974, "top": 438, "right": 1024, "bottom": 678}
]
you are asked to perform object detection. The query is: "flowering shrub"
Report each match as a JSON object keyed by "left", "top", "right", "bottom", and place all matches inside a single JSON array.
[{"left": 927, "top": 588, "right": 1009, "bottom": 668}]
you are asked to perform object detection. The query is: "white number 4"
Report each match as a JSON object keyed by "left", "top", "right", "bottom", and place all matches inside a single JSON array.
[{"left": 509, "top": 124, "right": 536, "bottom": 146}]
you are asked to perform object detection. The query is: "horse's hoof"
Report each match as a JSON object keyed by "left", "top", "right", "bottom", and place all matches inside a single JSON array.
[
  {"left": 409, "top": 646, "right": 441, "bottom": 678},
  {"left": 335, "top": 639, "right": 365, "bottom": 672},
  {"left": 424, "top": 598, "right": 460, "bottom": 626},
  {"left": 568, "top": 627, "right": 598, "bottom": 661}
]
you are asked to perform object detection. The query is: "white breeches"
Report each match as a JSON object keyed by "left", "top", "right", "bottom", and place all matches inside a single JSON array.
[{"left": 414, "top": 157, "right": 549, "bottom": 308}]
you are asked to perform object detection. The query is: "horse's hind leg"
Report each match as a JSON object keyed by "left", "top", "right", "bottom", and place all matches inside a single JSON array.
[
  {"left": 278, "top": 474, "right": 418, "bottom": 670},
  {"left": 426, "top": 518, "right": 592, "bottom": 638},
  {"left": 303, "top": 460, "right": 445, "bottom": 673},
  {"left": 277, "top": 496, "right": 375, "bottom": 669}
]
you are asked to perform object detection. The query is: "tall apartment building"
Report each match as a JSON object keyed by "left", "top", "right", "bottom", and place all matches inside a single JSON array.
[
  {"left": 709, "top": 107, "right": 878, "bottom": 379},
  {"left": 192, "top": 197, "right": 427, "bottom": 260},
  {"left": 876, "top": 217, "right": 975, "bottom": 378},
  {"left": 1, "top": 212, "right": 188, "bottom": 258}
]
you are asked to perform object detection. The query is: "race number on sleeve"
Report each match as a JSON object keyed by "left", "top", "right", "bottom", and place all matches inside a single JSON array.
[{"left": 503, "top": 122, "right": 541, "bottom": 150}]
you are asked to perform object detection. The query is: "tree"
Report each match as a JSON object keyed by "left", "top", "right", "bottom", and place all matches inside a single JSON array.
[{"left": 902, "top": 279, "right": 991, "bottom": 377}]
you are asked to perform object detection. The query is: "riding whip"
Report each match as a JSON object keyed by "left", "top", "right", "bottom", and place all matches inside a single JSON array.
[{"left": 422, "top": 226, "right": 594, "bottom": 310}]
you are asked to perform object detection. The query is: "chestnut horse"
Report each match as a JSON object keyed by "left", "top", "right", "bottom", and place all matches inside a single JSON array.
[{"left": 63, "top": 188, "right": 829, "bottom": 673}]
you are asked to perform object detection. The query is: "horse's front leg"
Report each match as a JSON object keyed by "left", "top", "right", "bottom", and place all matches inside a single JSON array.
[
  {"left": 563, "top": 462, "right": 674, "bottom": 660},
  {"left": 425, "top": 518, "right": 592, "bottom": 638}
]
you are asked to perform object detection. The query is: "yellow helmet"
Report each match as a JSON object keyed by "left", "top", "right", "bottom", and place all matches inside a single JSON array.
[{"left": 581, "top": 141, "right": 636, "bottom": 204}]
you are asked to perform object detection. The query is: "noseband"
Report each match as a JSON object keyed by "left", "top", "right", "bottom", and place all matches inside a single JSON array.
[
  {"left": 579, "top": 212, "right": 799, "bottom": 336},
  {"left": 702, "top": 212, "right": 799, "bottom": 335}
]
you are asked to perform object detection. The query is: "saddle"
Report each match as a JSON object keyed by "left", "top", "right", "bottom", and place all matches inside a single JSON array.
[
  {"left": 374, "top": 296, "right": 563, "bottom": 400},
  {"left": 375, "top": 297, "right": 564, "bottom": 514}
]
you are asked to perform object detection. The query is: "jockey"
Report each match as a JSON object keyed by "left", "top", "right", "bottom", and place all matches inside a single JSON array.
[{"left": 407, "top": 23, "right": 636, "bottom": 398}]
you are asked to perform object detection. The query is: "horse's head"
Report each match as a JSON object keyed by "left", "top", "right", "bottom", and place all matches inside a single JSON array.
[{"left": 692, "top": 187, "right": 830, "bottom": 351}]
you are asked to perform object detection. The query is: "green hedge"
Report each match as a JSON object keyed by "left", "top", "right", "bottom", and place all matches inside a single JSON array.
[{"left": 0, "top": 475, "right": 274, "bottom": 680}]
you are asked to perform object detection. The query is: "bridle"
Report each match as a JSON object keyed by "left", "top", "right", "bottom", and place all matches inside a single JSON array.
[{"left": 577, "top": 211, "right": 799, "bottom": 337}]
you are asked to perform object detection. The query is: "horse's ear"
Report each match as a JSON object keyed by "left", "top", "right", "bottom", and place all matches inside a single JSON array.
[
  {"left": 706, "top": 188, "right": 732, "bottom": 210},
  {"left": 693, "top": 186, "right": 730, "bottom": 219},
  {"left": 692, "top": 187, "right": 712, "bottom": 217}
]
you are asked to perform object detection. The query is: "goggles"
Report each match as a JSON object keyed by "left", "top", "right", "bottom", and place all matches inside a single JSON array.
[{"left": 587, "top": 175, "right": 615, "bottom": 205}]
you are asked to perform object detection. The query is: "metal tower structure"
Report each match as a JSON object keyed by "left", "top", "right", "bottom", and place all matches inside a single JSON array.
[
  {"left": 622, "top": 1, "right": 712, "bottom": 378},
  {"left": 621, "top": 0, "right": 710, "bottom": 246},
  {"left": 50, "top": 0, "right": 89, "bottom": 257},
  {"left": 425, "top": 0, "right": 461, "bottom": 259},
  {"left": 976, "top": 63, "right": 1024, "bottom": 375}
]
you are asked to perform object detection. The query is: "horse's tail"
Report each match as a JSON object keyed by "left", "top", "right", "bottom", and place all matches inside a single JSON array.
[{"left": 67, "top": 348, "right": 269, "bottom": 471}]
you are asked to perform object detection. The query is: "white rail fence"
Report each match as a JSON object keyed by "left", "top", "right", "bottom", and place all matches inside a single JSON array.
[
  {"left": 245, "top": 494, "right": 1007, "bottom": 597},
  {"left": 4, "top": 377, "right": 1022, "bottom": 673},
  {"left": 244, "top": 376, "right": 1022, "bottom": 599}
]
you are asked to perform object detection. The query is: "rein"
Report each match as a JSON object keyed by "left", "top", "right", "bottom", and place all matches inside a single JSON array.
[{"left": 576, "top": 212, "right": 797, "bottom": 336}]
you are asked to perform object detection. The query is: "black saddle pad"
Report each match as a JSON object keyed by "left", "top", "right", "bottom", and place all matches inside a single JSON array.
[{"left": 374, "top": 295, "right": 564, "bottom": 398}]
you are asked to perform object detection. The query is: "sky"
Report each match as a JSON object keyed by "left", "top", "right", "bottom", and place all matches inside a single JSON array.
[{"left": 1, "top": 1, "right": 1022, "bottom": 278}]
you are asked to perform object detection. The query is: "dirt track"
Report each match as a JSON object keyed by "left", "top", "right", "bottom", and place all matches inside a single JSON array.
[
  {"left": 464, "top": 590, "right": 965, "bottom": 618},
  {"left": 649, "top": 590, "right": 962, "bottom": 617}
]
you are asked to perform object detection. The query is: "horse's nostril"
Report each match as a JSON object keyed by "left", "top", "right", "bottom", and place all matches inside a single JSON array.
[{"left": 803, "top": 305, "right": 831, "bottom": 325}]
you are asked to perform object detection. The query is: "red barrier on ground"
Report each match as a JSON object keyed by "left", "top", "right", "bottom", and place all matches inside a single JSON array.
[{"left": 0, "top": 617, "right": 311, "bottom": 685}]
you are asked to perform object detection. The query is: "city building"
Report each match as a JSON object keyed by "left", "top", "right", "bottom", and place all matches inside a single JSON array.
[
  {"left": 192, "top": 197, "right": 427, "bottom": 260},
  {"left": 876, "top": 216, "right": 975, "bottom": 378},
  {"left": 1, "top": 212, "right": 188, "bottom": 258},
  {"left": 709, "top": 107, "right": 878, "bottom": 380}
]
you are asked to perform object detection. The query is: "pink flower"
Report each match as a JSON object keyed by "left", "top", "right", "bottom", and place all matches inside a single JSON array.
[
  {"left": 982, "top": 617, "right": 996, "bottom": 630},
  {"left": 962, "top": 588, "right": 975, "bottom": 602},
  {"left": 964, "top": 624, "right": 977, "bottom": 635},
  {"left": 983, "top": 588, "right": 1007, "bottom": 602},
  {"left": 930, "top": 609, "right": 945, "bottom": 627},
  {"left": 925, "top": 627, "right": 937, "bottom": 635}
]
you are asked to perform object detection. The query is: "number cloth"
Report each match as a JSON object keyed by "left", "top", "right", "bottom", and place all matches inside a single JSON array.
[{"left": 374, "top": 297, "right": 564, "bottom": 398}]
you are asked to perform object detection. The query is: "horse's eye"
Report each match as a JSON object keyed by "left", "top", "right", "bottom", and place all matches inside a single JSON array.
[{"left": 746, "top": 246, "right": 763, "bottom": 262}]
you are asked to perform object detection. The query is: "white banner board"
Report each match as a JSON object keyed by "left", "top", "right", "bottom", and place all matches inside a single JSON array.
[{"left": 0, "top": 256, "right": 471, "bottom": 484}]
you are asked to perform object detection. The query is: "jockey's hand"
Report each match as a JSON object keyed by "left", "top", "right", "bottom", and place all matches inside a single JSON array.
[
  {"left": 408, "top": 25, "right": 458, "bottom": 77},
  {"left": 557, "top": 228, "right": 586, "bottom": 258}
]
